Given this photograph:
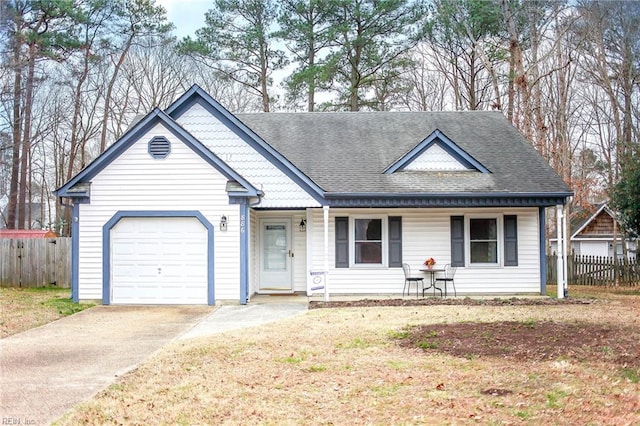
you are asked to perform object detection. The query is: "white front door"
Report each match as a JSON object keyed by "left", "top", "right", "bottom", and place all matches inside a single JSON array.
[{"left": 259, "top": 218, "right": 293, "bottom": 292}]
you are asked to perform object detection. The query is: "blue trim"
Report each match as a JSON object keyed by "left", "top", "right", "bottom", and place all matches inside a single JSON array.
[
  {"left": 166, "top": 85, "right": 325, "bottom": 204},
  {"left": 55, "top": 109, "right": 259, "bottom": 199},
  {"left": 71, "top": 202, "right": 80, "bottom": 303},
  {"left": 384, "top": 130, "right": 491, "bottom": 174},
  {"left": 539, "top": 207, "right": 547, "bottom": 295},
  {"left": 324, "top": 192, "right": 572, "bottom": 208},
  {"left": 102, "top": 211, "right": 215, "bottom": 306},
  {"left": 239, "top": 202, "right": 249, "bottom": 304}
]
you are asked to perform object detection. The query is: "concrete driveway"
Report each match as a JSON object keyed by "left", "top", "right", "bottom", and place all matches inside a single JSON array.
[{"left": 0, "top": 305, "right": 212, "bottom": 425}]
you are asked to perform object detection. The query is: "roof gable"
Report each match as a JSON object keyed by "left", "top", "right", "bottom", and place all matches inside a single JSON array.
[
  {"left": 572, "top": 203, "right": 618, "bottom": 238},
  {"left": 384, "top": 130, "right": 490, "bottom": 174},
  {"left": 166, "top": 85, "right": 325, "bottom": 203},
  {"left": 55, "top": 109, "right": 259, "bottom": 199}
]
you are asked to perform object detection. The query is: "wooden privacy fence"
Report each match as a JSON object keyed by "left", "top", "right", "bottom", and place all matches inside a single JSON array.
[
  {"left": 547, "top": 253, "right": 640, "bottom": 286},
  {"left": 0, "top": 238, "right": 71, "bottom": 288}
]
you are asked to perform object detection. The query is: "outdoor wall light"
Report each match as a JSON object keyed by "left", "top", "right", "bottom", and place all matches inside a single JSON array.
[
  {"left": 220, "top": 215, "right": 228, "bottom": 231},
  {"left": 299, "top": 218, "right": 307, "bottom": 232}
]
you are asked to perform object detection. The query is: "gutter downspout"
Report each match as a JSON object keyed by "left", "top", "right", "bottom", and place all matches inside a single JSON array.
[
  {"left": 239, "top": 201, "right": 249, "bottom": 305},
  {"left": 556, "top": 204, "right": 566, "bottom": 299},
  {"left": 241, "top": 195, "right": 262, "bottom": 304}
]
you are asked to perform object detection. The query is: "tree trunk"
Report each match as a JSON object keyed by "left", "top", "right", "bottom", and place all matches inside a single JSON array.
[
  {"left": 468, "top": 47, "right": 476, "bottom": 110},
  {"left": 100, "top": 34, "right": 134, "bottom": 152},
  {"left": 308, "top": 43, "right": 315, "bottom": 112},
  {"left": 66, "top": 42, "right": 91, "bottom": 180},
  {"left": 17, "top": 47, "right": 36, "bottom": 229},
  {"left": 8, "top": 35, "right": 22, "bottom": 230},
  {"left": 260, "top": 44, "right": 270, "bottom": 112}
]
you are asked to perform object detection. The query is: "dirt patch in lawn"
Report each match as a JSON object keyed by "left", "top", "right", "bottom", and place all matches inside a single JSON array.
[
  {"left": 396, "top": 320, "right": 640, "bottom": 367},
  {"left": 314, "top": 296, "right": 640, "bottom": 368},
  {"left": 309, "top": 296, "right": 595, "bottom": 309}
]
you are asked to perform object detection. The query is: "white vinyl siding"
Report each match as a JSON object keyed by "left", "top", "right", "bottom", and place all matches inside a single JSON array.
[
  {"left": 404, "top": 142, "right": 468, "bottom": 171},
  {"left": 176, "top": 103, "right": 321, "bottom": 209},
  {"left": 77, "top": 123, "right": 241, "bottom": 303},
  {"left": 306, "top": 207, "right": 541, "bottom": 295}
]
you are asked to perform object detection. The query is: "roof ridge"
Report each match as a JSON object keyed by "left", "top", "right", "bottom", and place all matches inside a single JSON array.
[{"left": 237, "top": 110, "right": 502, "bottom": 116}]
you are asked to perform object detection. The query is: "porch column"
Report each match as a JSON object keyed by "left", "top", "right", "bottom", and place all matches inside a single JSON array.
[
  {"left": 556, "top": 204, "right": 566, "bottom": 299},
  {"left": 323, "top": 205, "right": 330, "bottom": 301},
  {"left": 561, "top": 203, "right": 568, "bottom": 297}
]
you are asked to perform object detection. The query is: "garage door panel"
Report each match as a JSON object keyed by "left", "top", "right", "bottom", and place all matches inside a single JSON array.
[{"left": 111, "top": 217, "right": 209, "bottom": 305}]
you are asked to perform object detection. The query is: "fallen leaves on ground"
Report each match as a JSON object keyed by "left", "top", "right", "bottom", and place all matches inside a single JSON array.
[{"left": 57, "top": 296, "right": 640, "bottom": 425}]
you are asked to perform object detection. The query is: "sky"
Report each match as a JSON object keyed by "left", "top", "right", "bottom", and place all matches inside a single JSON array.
[{"left": 157, "top": 0, "right": 211, "bottom": 39}]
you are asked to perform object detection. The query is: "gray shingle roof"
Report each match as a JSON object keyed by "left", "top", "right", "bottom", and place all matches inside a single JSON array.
[{"left": 236, "top": 111, "right": 571, "bottom": 196}]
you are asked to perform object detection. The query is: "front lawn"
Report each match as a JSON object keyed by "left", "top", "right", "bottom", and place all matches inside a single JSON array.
[
  {"left": 0, "top": 287, "right": 94, "bottom": 338},
  {"left": 57, "top": 290, "right": 640, "bottom": 425}
]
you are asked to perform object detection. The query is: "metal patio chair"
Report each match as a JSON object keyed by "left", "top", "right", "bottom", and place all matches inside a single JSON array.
[
  {"left": 434, "top": 263, "right": 457, "bottom": 297},
  {"left": 402, "top": 263, "right": 424, "bottom": 297}
]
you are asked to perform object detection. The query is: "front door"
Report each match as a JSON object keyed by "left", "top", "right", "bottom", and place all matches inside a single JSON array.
[{"left": 259, "top": 218, "right": 293, "bottom": 292}]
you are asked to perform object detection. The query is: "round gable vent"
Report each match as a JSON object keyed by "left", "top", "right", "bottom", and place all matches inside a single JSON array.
[{"left": 148, "top": 136, "right": 171, "bottom": 159}]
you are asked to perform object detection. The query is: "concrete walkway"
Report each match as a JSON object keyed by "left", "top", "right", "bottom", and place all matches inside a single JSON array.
[{"left": 179, "top": 299, "right": 308, "bottom": 340}]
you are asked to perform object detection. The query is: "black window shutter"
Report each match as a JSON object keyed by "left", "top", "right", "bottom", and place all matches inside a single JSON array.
[
  {"left": 451, "top": 216, "right": 465, "bottom": 267},
  {"left": 504, "top": 215, "right": 518, "bottom": 266},
  {"left": 388, "top": 216, "right": 402, "bottom": 267},
  {"left": 335, "top": 217, "right": 349, "bottom": 268}
]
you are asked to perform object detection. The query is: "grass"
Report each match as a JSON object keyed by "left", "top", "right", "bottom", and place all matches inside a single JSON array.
[
  {"left": 0, "top": 286, "right": 94, "bottom": 338},
  {"left": 548, "top": 284, "right": 640, "bottom": 299},
  {"left": 622, "top": 368, "right": 640, "bottom": 383},
  {"left": 55, "top": 289, "right": 640, "bottom": 425},
  {"left": 3, "top": 284, "right": 637, "bottom": 423}
]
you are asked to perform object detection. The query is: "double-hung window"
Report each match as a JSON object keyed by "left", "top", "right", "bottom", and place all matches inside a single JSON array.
[
  {"left": 335, "top": 216, "right": 402, "bottom": 268},
  {"left": 354, "top": 218, "right": 383, "bottom": 265},
  {"left": 469, "top": 218, "right": 498, "bottom": 264},
  {"left": 450, "top": 215, "right": 518, "bottom": 267}
]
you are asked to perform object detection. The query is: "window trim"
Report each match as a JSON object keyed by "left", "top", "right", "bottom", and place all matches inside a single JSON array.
[
  {"left": 349, "top": 215, "right": 388, "bottom": 268},
  {"left": 465, "top": 215, "right": 502, "bottom": 267}
]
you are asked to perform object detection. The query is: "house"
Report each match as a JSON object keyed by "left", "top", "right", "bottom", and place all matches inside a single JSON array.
[
  {"left": 55, "top": 85, "right": 572, "bottom": 305},
  {"left": 550, "top": 202, "right": 637, "bottom": 259},
  {"left": 0, "top": 196, "right": 46, "bottom": 230}
]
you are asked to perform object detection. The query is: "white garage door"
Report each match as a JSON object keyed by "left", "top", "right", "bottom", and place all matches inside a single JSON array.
[{"left": 111, "top": 217, "right": 209, "bottom": 304}]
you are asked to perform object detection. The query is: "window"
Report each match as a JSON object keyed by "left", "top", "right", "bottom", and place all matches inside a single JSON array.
[
  {"left": 354, "top": 218, "right": 382, "bottom": 264},
  {"left": 452, "top": 215, "right": 519, "bottom": 267},
  {"left": 469, "top": 218, "right": 498, "bottom": 264},
  {"left": 335, "top": 216, "right": 402, "bottom": 268}
]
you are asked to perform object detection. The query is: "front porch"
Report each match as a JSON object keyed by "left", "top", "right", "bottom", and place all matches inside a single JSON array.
[{"left": 249, "top": 292, "right": 552, "bottom": 305}]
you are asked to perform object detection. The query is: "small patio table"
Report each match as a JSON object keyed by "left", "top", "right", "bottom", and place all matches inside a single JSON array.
[{"left": 419, "top": 267, "right": 445, "bottom": 297}]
